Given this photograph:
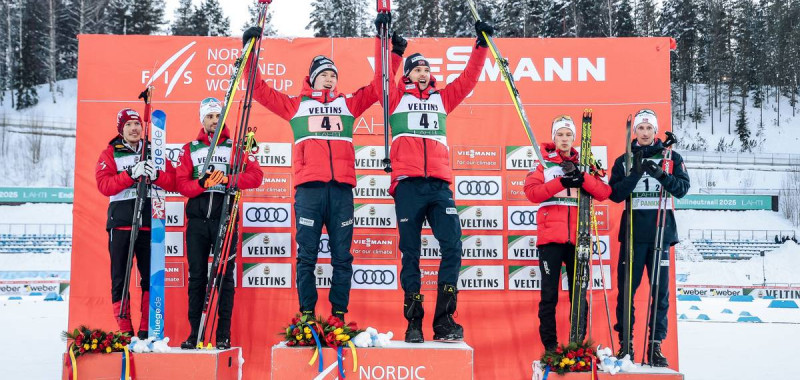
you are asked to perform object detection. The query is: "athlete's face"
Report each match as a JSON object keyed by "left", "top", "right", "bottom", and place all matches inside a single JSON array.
[
  {"left": 553, "top": 128, "right": 575, "bottom": 154},
  {"left": 203, "top": 112, "right": 220, "bottom": 134},
  {"left": 409, "top": 66, "right": 431, "bottom": 90},
  {"left": 121, "top": 120, "right": 143, "bottom": 144},
  {"left": 635, "top": 123, "right": 656, "bottom": 146},
  {"left": 314, "top": 70, "right": 338, "bottom": 91}
]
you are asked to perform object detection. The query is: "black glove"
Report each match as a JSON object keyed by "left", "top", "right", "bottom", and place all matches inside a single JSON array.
[
  {"left": 664, "top": 131, "right": 677, "bottom": 147},
  {"left": 631, "top": 150, "right": 645, "bottom": 176},
  {"left": 391, "top": 32, "right": 407, "bottom": 56},
  {"left": 560, "top": 160, "right": 577, "bottom": 175},
  {"left": 475, "top": 21, "right": 494, "bottom": 48},
  {"left": 644, "top": 160, "right": 666, "bottom": 180},
  {"left": 560, "top": 170, "right": 585, "bottom": 188},
  {"left": 242, "top": 26, "right": 262, "bottom": 47},
  {"left": 375, "top": 12, "right": 391, "bottom": 32}
]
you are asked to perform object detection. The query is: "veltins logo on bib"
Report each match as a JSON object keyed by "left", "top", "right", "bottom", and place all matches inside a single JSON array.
[
  {"left": 454, "top": 176, "right": 502, "bottom": 201},
  {"left": 420, "top": 235, "right": 502, "bottom": 260},
  {"left": 506, "top": 146, "right": 540, "bottom": 170},
  {"left": 254, "top": 142, "right": 291, "bottom": 167},
  {"left": 351, "top": 264, "right": 398, "bottom": 290},
  {"left": 355, "top": 146, "right": 388, "bottom": 169},
  {"left": 508, "top": 266, "right": 542, "bottom": 290},
  {"left": 507, "top": 205, "right": 539, "bottom": 231},
  {"left": 243, "top": 202, "right": 291, "bottom": 228},
  {"left": 458, "top": 265, "right": 504, "bottom": 290},
  {"left": 242, "top": 232, "right": 291, "bottom": 258},
  {"left": 353, "top": 175, "right": 391, "bottom": 199},
  {"left": 354, "top": 204, "right": 396, "bottom": 228},
  {"left": 242, "top": 263, "right": 291, "bottom": 288},
  {"left": 507, "top": 235, "right": 539, "bottom": 260}
]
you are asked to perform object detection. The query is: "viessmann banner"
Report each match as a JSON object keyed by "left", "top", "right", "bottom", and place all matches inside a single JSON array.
[{"left": 71, "top": 35, "right": 674, "bottom": 378}]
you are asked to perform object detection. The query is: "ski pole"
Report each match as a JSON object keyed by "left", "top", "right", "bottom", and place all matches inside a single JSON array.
[{"left": 378, "top": 0, "right": 392, "bottom": 172}]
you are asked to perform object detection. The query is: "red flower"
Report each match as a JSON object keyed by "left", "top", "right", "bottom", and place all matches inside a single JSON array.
[
  {"left": 298, "top": 340, "right": 306, "bottom": 346},
  {"left": 291, "top": 317, "right": 301, "bottom": 325},
  {"left": 346, "top": 321, "right": 359, "bottom": 331},
  {"left": 286, "top": 341, "right": 296, "bottom": 347},
  {"left": 566, "top": 352, "right": 574, "bottom": 359},
  {"left": 78, "top": 347, "right": 86, "bottom": 354},
  {"left": 292, "top": 328, "right": 300, "bottom": 335},
  {"left": 555, "top": 347, "right": 563, "bottom": 354},
  {"left": 577, "top": 348, "right": 584, "bottom": 356},
  {"left": 586, "top": 348, "right": 593, "bottom": 356}
]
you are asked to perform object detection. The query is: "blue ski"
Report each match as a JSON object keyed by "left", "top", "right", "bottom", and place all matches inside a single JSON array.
[{"left": 149, "top": 109, "right": 167, "bottom": 340}]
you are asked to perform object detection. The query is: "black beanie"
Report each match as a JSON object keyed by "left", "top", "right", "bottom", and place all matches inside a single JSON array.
[
  {"left": 404, "top": 53, "right": 430, "bottom": 77},
  {"left": 309, "top": 55, "right": 338, "bottom": 87}
]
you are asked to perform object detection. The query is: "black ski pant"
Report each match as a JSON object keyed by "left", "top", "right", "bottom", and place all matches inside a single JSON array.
[
  {"left": 537, "top": 242, "right": 586, "bottom": 349},
  {"left": 395, "top": 178, "right": 462, "bottom": 293},
  {"left": 614, "top": 241, "right": 670, "bottom": 342},
  {"left": 186, "top": 217, "right": 236, "bottom": 338},
  {"left": 108, "top": 228, "right": 150, "bottom": 303},
  {"left": 295, "top": 181, "right": 354, "bottom": 314}
]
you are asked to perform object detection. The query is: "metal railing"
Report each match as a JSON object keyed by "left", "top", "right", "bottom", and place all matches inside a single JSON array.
[
  {"left": 0, "top": 223, "right": 72, "bottom": 235},
  {"left": 698, "top": 188, "right": 783, "bottom": 195},
  {"left": 681, "top": 151, "right": 800, "bottom": 167},
  {"left": 688, "top": 229, "right": 796, "bottom": 242}
]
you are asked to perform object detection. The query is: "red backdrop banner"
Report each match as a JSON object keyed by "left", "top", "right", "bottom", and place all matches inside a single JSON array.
[{"left": 72, "top": 35, "right": 676, "bottom": 379}]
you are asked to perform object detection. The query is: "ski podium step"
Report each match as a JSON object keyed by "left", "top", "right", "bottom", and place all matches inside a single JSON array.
[
  {"left": 533, "top": 365, "right": 684, "bottom": 380},
  {"left": 61, "top": 347, "right": 241, "bottom": 380},
  {"left": 271, "top": 340, "right": 474, "bottom": 379}
]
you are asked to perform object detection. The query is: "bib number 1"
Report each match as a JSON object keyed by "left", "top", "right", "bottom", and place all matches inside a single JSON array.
[{"left": 408, "top": 113, "right": 439, "bottom": 130}]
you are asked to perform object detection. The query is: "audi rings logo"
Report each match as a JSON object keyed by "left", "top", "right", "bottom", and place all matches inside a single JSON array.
[
  {"left": 166, "top": 147, "right": 183, "bottom": 162},
  {"left": 510, "top": 211, "right": 537, "bottom": 226},
  {"left": 592, "top": 239, "right": 608, "bottom": 256},
  {"left": 457, "top": 180, "right": 499, "bottom": 196},
  {"left": 353, "top": 269, "right": 395, "bottom": 285},
  {"left": 245, "top": 207, "right": 289, "bottom": 223},
  {"left": 318, "top": 238, "right": 330, "bottom": 254}
]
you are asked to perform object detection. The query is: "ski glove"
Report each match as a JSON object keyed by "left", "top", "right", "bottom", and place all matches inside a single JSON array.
[
  {"left": 391, "top": 32, "right": 407, "bottom": 56},
  {"left": 631, "top": 150, "right": 645, "bottom": 176},
  {"left": 375, "top": 12, "right": 391, "bottom": 31},
  {"left": 199, "top": 170, "right": 226, "bottom": 189},
  {"left": 643, "top": 160, "right": 666, "bottom": 180},
  {"left": 144, "top": 161, "right": 159, "bottom": 182},
  {"left": 127, "top": 161, "right": 147, "bottom": 180},
  {"left": 664, "top": 131, "right": 677, "bottom": 147},
  {"left": 560, "top": 170, "right": 585, "bottom": 189},
  {"left": 475, "top": 21, "right": 494, "bottom": 48},
  {"left": 242, "top": 26, "right": 262, "bottom": 47}
]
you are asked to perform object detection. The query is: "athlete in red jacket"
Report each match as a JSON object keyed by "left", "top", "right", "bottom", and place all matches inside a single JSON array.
[
  {"left": 376, "top": 21, "right": 493, "bottom": 343},
  {"left": 174, "top": 97, "right": 263, "bottom": 349},
  {"left": 96, "top": 108, "right": 175, "bottom": 339},
  {"left": 241, "top": 16, "right": 402, "bottom": 323},
  {"left": 523, "top": 115, "right": 611, "bottom": 351}
]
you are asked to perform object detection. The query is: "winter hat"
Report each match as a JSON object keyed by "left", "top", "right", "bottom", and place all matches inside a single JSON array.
[
  {"left": 116, "top": 108, "right": 141, "bottom": 135},
  {"left": 633, "top": 109, "right": 658, "bottom": 134},
  {"left": 404, "top": 53, "right": 430, "bottom": 77},
  {"left": 551, "top": 115, "right": 576, "bottom": 140},
  {"left": 309, "top": 55, "right": 338, "bottom": 87},
  {"left": 199, "top": 97, "right": 222, "bottom": 124}
]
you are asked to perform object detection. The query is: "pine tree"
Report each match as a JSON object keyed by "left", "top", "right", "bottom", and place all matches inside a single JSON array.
[
  {"left": 15, "top": 0, "right": 40, "bottom": 110},
  {"left": 417, "top": 0, "right": 442, "bottom": 37},
  {"left": 307, "top": 0, "right": 370, "bottom": 37},
  {"left": 540, "top": 0, "right": 572, "bottom": 37},
  {"left": 441, "top": 0, "right": 474, "bottom": 37},
  {"left": 575, "top": 0, "right": 607, "bottom": 37},
  {"left": 394, "top": 0, "right": 421, "bottom": 37},
  {"left": 190, "top": 0, "right": 231, "bottom": 37},
  {"left": 633, "top": 0, "right": 658, "bottom": 36},
  {"left": 307, "top": 0, "right": 336, "bottom": 37},
  {"left": 660, "top": 0, "right": 699, "bottom": 124},
  {"left": 106, "top": 0, "right": 165, "bottom": 35},
  {"left": 497, "top": 0, "right": 542, "bottom": 37},
  {"left": 171, "top": 0, "right": 194, "bottom": 36},
  {"left": 612, "top": 0, "right": 634, "bottom": 37},
  {"left": 243, "top": 0, "right": 276, "bottom": 37}
]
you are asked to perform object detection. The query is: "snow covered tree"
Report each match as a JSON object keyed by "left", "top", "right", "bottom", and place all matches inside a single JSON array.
[
  {"left": 15, "top": 0, "right": 40, "bottom": 110},
  {"left": 633, "top": 0, "right": 658, "bottom": 36},
  {"left": 105, "top": 0, "right": 164, "bottom": 35},
  {"left": 307, "top": 0, "right": 370, "bottom": 37},
  {"left": 611, "top": 0, "right": 634, "bottom": 37},
  {"left": 243, "top": 0, "right": 276, "bottom": 37},
  {"left": 540, "top": 0, "right": 572, "bottom": 37},
  {"left": 393, "top": 0, "right": 424, "bottom": 37},
  {"left": 496, "top": 0, "right": 546, "bottom": 37},
  {"left": 660, "top": 0, "right": 698, "bottom": 123},
  {"left": 190, "top": 0, "right": 231, "bottom": 37},
  {"left": 170, "top": 0, "right": 194, "bottom": 35},
  {"left": 441, "top": 0, "right": 474, "bottom": 37}
]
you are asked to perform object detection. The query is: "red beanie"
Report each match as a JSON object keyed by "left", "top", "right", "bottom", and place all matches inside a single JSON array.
[{"left": 116, "top": 108, "right": 141, "bottom": 134}]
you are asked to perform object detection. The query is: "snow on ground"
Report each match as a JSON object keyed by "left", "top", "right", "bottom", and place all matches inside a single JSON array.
[
  {"left": 0, "top": 79, "right": 77, "bottom": 123},
  {"left": 677, "top": 241, "right": 800, "bottom": 286},
  {"left": 685, "top": 167, "right": 796, "bottom": 193},
  {"left": 676, "top": 297, "right": 800, "bottom": 324},
  {"left": 0, "top": 203, "right": 73, "bottom": 225},
  {"left": 0, "top": 298, "right": 68, "bottom": 380},
  {"left": 675, "top": 210, "right": 798, "bottom": 239}
]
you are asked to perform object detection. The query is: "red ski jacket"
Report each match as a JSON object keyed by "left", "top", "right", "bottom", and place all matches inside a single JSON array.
[
  {"left": 248, "top": 38, "right": 397, "bottom": 187},
  {"left": 524, "top": 143, "right": 611, "bottom": 246},
  {"left": 379, "top": 45, "right": 488, "bottom": 195}
]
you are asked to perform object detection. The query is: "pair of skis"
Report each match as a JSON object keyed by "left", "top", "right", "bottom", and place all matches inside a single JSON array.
[{"left": 195, "top": 0, "right": 271, "bottom": 349}]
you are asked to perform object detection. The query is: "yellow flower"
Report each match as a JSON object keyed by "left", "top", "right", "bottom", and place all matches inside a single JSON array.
[
  {"left": 579, "top": 361, "right": 585, "bottom": 366},
  {"left": 303, "top": 327, "right": 311, "bottom": 334},
  {"left": 568, "top": 359, "right": 575, "bottom": 365},
  {"left": 305, "top": 333, "right": 311, "bottom": 339},
  {"left": 341, "top": 335, "right": 350, "bottom": 342},
  {"left": 333, "top": 328, "right": 343, "bottom": 335},
  {"left": 92, "top": 339, "right": 98, "bottom": 344},
  {"left": 106, "top": 347, "right": 112, "bottom": 353},
  {"left": 335, "top": 334, "right": 350, "bottom": 341},
  {"left": 91, "top": 344, "right": 97, "bottom": 350},
  {"left": 295, "top": 334, "right": 303, "bottom": 340},
  {"left": 559, "top": 362, "right": 565, "bottom": 368},
  {"left": 83, "top": 344, "right": 89, "bottom": 350}
]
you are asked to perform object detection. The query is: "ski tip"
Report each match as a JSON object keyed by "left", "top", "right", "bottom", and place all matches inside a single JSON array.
[{"left": 152, "top": 110, "right": 166, "bottom": 123}]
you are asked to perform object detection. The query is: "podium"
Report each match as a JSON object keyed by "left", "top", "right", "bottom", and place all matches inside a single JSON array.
[
  {"left": 534, "top": 365, "right": 684, "bottom": 380},
  {"left": 271, "top": 341, "right": 474, "bottom": 379},
  {"left": 62, "top": 347, "right": 241, "bottom": 380}
]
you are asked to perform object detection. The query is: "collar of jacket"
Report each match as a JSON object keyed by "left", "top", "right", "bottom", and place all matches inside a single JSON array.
[
  {"left": 631, "top": 138, "right": 664, "bottom": 157},
  {"left": 196, "top": 125, "right": 231, "bottom": 146},
  {"left": 399, "top": 76, "right": 438, "bottom": 100},
  {"left": 300, "top": 76, "right": 340, "bottom": 103},
  {"left": 542, "top": 142, "right": 578, "bottom": 164}
]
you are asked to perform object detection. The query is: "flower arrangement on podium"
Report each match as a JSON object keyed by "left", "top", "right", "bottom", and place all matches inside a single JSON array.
[
  {"left": 539, "top": 340, "right": 598, "bottom": 375},
  {"left": 62, "top": 326, "right": 134, "bottom": 380},
  {"left": 280, "top": 314, "right": 364, "bottom": 378}
]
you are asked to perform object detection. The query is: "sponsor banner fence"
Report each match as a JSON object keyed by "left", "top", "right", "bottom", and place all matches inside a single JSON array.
[
  {"left": 0, "top": 281, "right": 65, "bottom": 295},
  {"left": 0, "top": 187, "right": 74, "bottom": 203},
  {"left": 674, "top": 194, "right": 777, "bottom": 211},
  {"left": 679, "top": 285, "right": 800, "bottom": 299},
  {"left": 71, "top": 35, "right": 675, "bottom": 378}
]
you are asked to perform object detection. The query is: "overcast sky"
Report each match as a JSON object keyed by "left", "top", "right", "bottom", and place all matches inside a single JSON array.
[{"left": 163, "top": 0, "right": 316, "bottom": 37}]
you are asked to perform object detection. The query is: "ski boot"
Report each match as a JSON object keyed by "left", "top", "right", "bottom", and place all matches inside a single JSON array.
[
  {"left": 137, "top": 331, "right": 148, "bottom": 340},
  {"left": 180, "top": 332, "right": 198, "bottom": 350},
  {"left": 648, "top": 340, "right": 668, "bottom": 367},
  {"left": 403, "top": 293, "right": 424, "bottom": 343},
  {"left": 112, "top": 300, "right": 134, "bottom": 335},
  {"left": 332, "top": 309, "right": 346, "bottom": 323},
  {"left": 137, "top": 292, "right": 149, "bottom": 341},
  {"left": 216, "top": 332, "right": 231, "bottom": 350},
  {"left": 616, "top": 341, "right": 634, "bottom": 360},
  {"left": 432, "top": 284, "right": 463, "bottom": 342}
]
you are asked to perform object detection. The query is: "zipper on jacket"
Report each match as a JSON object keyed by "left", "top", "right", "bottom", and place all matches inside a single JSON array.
[
  {"left": 207, "top": 192, "right": 214, "bottom": 219},
  {"left": 423, "top": 139, "right": 428, "bottom": 177},
  {"left": 327, "top": 140, "right": 335, "bottom": 180}
]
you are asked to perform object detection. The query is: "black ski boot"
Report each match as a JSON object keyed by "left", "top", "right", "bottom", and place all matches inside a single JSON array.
[
  {"left": 616, "top": 341, "right": 634, "bottom": 360},
  {"left": 432, "top": 284, "right": 463, "bottom": 342},
  {"left": 403, "top": 293, "right": 424, "bottom": 343},
  {"left": 136, "top": 331, "right": 148, "bottom": 341},
  {"left": 301, "top": 309, "right": 316, "bottom": 323},
  {"left": 648, "top": 341, "right": 668, "bottom": 367},
  {"left": 180, "top": 332, "right": 198, "bottom": 349},
  {"left": 216, "top": 335, "right": 231, "bottom": 350},
  {"left": 332, "top": 310, "right": 346, "bottom": 323}
]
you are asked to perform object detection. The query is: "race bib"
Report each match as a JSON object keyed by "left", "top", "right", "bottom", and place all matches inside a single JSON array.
[
  {"left": 308, "top": 115, "right": 344, "bottom": 132},
  {"left": 408, "top": 112, "right": 440, "bottom": 130}
]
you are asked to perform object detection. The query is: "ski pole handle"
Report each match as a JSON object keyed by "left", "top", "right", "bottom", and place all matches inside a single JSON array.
[
  {"left": 258, "top": 0, "right": 272, "bottom": 4},
  {"left": 377, "top": 0, "right": 391, "bottom": 13}
]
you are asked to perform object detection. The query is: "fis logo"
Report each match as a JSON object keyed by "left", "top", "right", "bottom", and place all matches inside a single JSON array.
[{"left": 141, "top": 42, "right": 197, "bottom": 97}]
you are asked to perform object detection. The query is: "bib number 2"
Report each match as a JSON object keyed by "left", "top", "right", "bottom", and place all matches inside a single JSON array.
[{"left": 309, "top": 116, "right": 343, "bottom": 132}]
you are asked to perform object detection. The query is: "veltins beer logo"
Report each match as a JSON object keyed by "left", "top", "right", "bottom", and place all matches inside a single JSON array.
[
  {"left": 457, "top": 206, "right": 503, "bottom": 230},
  {"left": 508, "top": 205, "right": 539, "bottom": 231},
  {"left": 461, "top": 235, "right": 502, "bottom": 259},
  {"left": 355, "top": 146, "right": 387, "bottom": 169},
  {"left": 507, "top": 235, "right": 539, "bottom": 260},
  {"left": 242, "top": 202, "right": 291, "bottom": 228},
  {"left": 458, "top": 265, "right": 504, "bottom": 290},
  {"left": 509, "top": 266, "right": 542, "bottom": 290},
  {"left": 452, "top": 145, "right": 502, "bottom": 170},
  {"left": 354, "top": 204, "right": 396, "bottom": 228},
  {"left": 242, "top": 263, "right": 291, "bottom": 288},
  {"left": 242, "top": 232, "right": 291, "bottom": 258},
  {"left": 165, "top": 231, "right": 184, "bottom": 257},
  {"left": 420, "top": 235, "right": 440, "bottom": 259},
  {"left": 165, "top": 201, "right": 185, "bottom": 227},
  {"left": 560, "top": 265, "right": 612, "bottom": 291},
  {"left": 353, "top": 175, "right": 391, "bottom": 199},
  {"left": 454, "top": 175, "right": 503, "bottom": 201},
  {"left": 314, "top": 264, "right": 333, "bottom": 289},
  {"left": 506, "top": 146, "right": 540, "bottom": 170},
  {"left": 254, "top": 142, "right": 291, "bottom": 167},
  {"left": 351, "top": 264, "right": 398, "bottom": 290}
]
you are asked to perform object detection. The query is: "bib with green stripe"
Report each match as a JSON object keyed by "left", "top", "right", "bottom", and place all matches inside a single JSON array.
[
  {"left": 289, "top": 96, "right": 355, "bottom": 144},
  {"left": 631, "top": 153, "right": 673, "bottom": 209},
  {"left": 389, "top": 93, "right": 448, "bottom": 145},
  {"left": 189, "top": 139, "right": 233, "bottom": 193},
  {"left": 110, "top": 146, "right": 141, "bottom": 203},
  {"left": 539, "top": 159, "right": 578, "bottom": 207}
]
